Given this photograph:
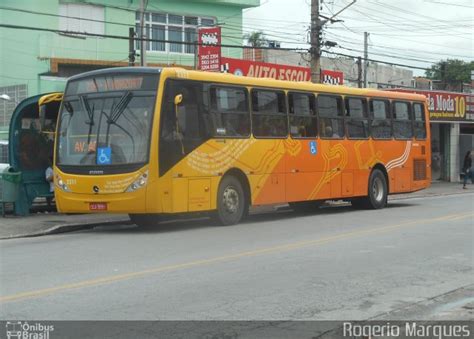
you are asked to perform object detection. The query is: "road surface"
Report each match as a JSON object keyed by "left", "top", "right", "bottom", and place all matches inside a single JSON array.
[{"left": 1, "top": 194, "right": 473, "bottom": 322}]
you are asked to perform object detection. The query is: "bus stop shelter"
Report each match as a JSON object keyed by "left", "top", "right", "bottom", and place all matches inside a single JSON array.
[{"left": 4, "top": 93, "right": 62, "bottom": 215}]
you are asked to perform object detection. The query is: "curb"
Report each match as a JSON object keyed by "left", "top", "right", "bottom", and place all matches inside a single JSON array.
[
  {"left": 0, "top": 218, "right": 131, "bottom": 240},
  {"left": 1, "top": 190, "right": 471, "bottom": 240}
]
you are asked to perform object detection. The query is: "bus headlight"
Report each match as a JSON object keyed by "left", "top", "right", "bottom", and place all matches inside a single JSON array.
[
  {"left": 125, "top": 171, "right": 148, "bottom": 192},
  {"left": 56, "top": 175, "right": 71, "bottom": 192}
]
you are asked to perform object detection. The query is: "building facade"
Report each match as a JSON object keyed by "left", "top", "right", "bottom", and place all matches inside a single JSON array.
[{"left": 0, "top": 0, "right": 259, "bottom": 127}]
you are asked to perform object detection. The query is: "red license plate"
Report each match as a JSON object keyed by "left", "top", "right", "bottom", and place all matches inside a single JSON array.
[{"left": 89, "top": 202, "right": 107, "bottom": 211}]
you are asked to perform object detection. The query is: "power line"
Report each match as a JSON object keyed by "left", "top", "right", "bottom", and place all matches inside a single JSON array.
[
  {"left": 0, "top": 23, "right": 308, "bottom": 52},
  {"left": 321, "top": 50, "right": 431, "bottom": 71}
]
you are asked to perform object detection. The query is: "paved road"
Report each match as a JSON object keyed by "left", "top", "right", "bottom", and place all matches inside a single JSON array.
[{"left": 0, "top": 194, "right": 473, "bottom": 321}]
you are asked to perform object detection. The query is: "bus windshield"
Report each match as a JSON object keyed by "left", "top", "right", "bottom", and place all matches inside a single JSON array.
[{"left": 57, "top": 72, "right": 158, "bottom": 169}]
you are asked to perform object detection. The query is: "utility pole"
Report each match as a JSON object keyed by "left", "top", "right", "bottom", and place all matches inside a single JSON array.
[
  {"left": 357, "top": 56, "right": 362, "bottom": 88},
  {"left": 139, "top": 0, "right": 148, "bottom": 67},
  {"left": 363, "top": 31, "right": 369, "bottom": 88},
  {"left": 310, "top": 0, "right": 321, "bottom": 83},
  {"left": 310, "top": 0, "right": 357, "bottom": 83},
  {"left": 128, "top": 27, "right": 135, "bottom": 66}
]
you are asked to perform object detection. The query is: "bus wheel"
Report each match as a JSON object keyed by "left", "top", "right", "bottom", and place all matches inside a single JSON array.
[
  {"left": 129, "top": 214, "right": 159, "bottom": 227},
  {"left": 289, "top": 200, "right": 322, "bottom": 212},
  {"left": 216, "top": 176, "right": 246, "bottom": 226},
  {"left": 353, "top": 169, "right": 387, "bottom": 209}
]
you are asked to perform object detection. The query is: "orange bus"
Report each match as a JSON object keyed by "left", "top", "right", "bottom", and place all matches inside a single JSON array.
[{"left": 54, "top": 67, "right": 431, "bottom": 226}]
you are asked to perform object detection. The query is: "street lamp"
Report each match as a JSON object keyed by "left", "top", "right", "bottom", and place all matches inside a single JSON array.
[
  {"left": 0, "top": 94, "right": 12, "bottom": 101},
  {"left": 0, "top": 94, "right": 19, "bottom": 105}
]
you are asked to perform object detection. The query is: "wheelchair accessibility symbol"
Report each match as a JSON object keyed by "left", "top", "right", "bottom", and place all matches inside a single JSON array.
[
  {"left": 97, "top": 147, "right": 111, "bottom": 165},
  {"left": 309, "top": 141, "right": 317, "bottom": 155}
]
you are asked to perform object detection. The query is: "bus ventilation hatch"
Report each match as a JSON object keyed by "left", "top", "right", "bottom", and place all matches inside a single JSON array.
[{"left": 413, "top": 159, "right": 427, "bottom": 181}]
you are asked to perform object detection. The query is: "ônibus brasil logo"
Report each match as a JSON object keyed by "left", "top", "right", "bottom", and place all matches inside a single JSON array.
[{"left": 6, "top": 321, "right": 54, "bottom": 339}]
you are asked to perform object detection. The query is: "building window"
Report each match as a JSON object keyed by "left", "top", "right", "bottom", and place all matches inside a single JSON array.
[
  {"left": 59, "top": 3, "right": 105, "bottom": 35},
  {"left": 0, "top": 84, "right": 27, "bottom": 127},
  {"left": 413, "top": 103, "right": 427, "bottom": 140},
  {"left": 136, "top": 12, "right": 215, "bottom": 54},
  {"left": 318, "top": 95, "right": 344, "bottom": 138},
  {"left": 369, "top": 99, "right": 392, "bottom": 139},
  {"left": 393, "top": 101, "right": 413, "bottom": 139},
  {"left": 288, "top": 92, "right": 317, "bottom": 138},
  {"left": 209, "top": 86, "right": 250, "bottom": 137},
  {"left": 251, "top": 90, "right": 287, "bottom": 138},
  {"left": 345, "top": 97, "right": 369, "bottom": 139}
]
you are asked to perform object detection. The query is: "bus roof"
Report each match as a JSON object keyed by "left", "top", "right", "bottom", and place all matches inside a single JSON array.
[
  {"left": 162, "top": 67, "right": 427, "bottom": 102},
  {"left": 67, "top": 66, "right": 427, "bottom": 102}
]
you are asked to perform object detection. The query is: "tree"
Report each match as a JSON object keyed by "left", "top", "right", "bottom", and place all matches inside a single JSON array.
[
  {"left": 425, "top": 59, "right": 474, "bottom": 86},
  {"left": 244, "top": 31, "right": 268, "bottom": 47}
]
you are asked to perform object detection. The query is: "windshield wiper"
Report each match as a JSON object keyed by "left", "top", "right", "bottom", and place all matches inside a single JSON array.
[
  {"left": 104, "top": 92, "right": 136, "bottom": 158},
  {"left": 79, "top": 95, "right": 95, "bottom": 144}
]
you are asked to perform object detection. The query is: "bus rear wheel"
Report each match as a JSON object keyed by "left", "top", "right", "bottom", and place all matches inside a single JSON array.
[
  {"left": 129, "top": 214, "right": 159, "bottom": 227},
  {"left": 215, "top": 176, "right": 247, "bottom": 226},
  {"left": 352, "top": 169, "right": 387, "bottom": 209}
]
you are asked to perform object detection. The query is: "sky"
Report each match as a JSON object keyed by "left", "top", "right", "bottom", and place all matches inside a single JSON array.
[{"left": 242, "top": 0, "right": 473, "bottom": 76}]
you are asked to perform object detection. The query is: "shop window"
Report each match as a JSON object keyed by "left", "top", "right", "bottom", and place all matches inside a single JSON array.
[
  {"left": 393, "top": 101, "right": 413, "bottom": 139},
  {"left": 209, "top": 86, "right": 250, "bottom": 137},
  {"left": 318, "top": 95, "right": 344, "bottom": 138},
  {"left": 251, "top": 90, "right": 287, "bottom": 138},
  {"left": 288, "top": 92, "right": 317, "bottom": 138},
  {"left": 345, "top": 97, "right": 369, "bottom": 139},
  {"left": 370, "top": 99, "right": 392, "bottom": 139},
  {"left": 413, "top": 103, "right": 427, "bottom": 140}
]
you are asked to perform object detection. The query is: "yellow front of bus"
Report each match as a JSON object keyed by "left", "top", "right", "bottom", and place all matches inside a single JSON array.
[{"left": 54, "top": 68, "right": 162, "bottom": 214}]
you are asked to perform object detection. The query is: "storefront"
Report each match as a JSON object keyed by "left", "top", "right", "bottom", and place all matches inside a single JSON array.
[{"left": 396, "top": 90, "right": 474, "bottom": 182}]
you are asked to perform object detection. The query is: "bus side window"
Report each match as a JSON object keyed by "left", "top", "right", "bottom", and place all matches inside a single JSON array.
[
  {"left": 370, "top": 99, "right": 392, "bottom": 139},
  {"left": 251, "top": 89, "right": 287, "bottom": 138},
  {"left": 209, "top": 86, "right": 250, "bottom": 137},
  {"left": 317, "top": 94, "right": 344, "bottom": 139},
  {"left": 413, "top": 103, "right": 426, "bottom": 140},
  {"left": 345, "top": 97, "right": 369, "bottom": 139},
  {"left": 393, "top": 101, "right": 413, "bottom": 139},
  {"left": 289, "top": 92, "right": 317, "bottom": 138},
  {"left": 159, "top": 79, "right": 210, "bottom": 176}
]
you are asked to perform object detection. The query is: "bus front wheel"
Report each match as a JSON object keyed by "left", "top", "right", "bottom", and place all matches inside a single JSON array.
[
  {"left": 215, "top": 176, "right": 247, "bottom": 226},
  {"left": 352, "top": 169, "right": 387, "bottom": 209}
]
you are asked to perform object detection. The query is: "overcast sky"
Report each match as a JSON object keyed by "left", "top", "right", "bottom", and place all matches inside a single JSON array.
[{"left": 242, "top": 0, "right": 473, "bottom": 76}]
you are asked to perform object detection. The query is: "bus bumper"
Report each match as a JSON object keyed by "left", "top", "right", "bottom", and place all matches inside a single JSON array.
[{"left": 56, "top": 189, "right": 147, "bottom": 214}]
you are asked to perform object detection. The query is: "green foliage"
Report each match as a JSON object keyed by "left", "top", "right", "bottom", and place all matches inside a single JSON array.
[
  {"left": 244, "top": 31, "right": 267, "bottom": 47},
  {"left": 425, "top": 59, "right": 474, "bottom": 84}
]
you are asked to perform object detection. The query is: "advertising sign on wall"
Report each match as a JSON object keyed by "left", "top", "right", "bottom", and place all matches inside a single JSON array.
[
  {"left": 198, "top": 27, "right": 221, "bottom": 72},
  {"left": 321, "top": 70, "right": 344, "bottom": 85},
  {"left": 220, "top": 57, "right": 311, "bottom": 82},
  {"left": 390, "top": 89, "right": 474, "bottom": 122}
]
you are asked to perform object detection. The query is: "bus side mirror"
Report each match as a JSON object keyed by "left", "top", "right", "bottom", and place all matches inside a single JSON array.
[
  {"left": 174, "top": 94, "right": 183, "bottom": 120},
  {"left": 174, "top": 94, "right": 183, "bottom": 106}
]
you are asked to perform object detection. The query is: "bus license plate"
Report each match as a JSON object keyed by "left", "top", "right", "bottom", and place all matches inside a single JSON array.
[{"left": 89, "top": 202, "right": 107, "bottom": 211}]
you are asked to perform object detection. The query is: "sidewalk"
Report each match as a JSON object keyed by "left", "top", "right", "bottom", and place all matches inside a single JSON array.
[{"left": 0, "top": 181, "right": 472, "bottom": 240}]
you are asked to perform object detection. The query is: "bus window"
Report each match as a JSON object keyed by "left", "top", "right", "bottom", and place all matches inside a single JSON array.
[
  {"left": 251, "top": 89, "right": 287, "bottom": 138},
  {"left": 413, "top": 103, "right": 427, "bottom": 140},
  {"left": 210, "top": 86, "right": 250, "bottom": 137},
  {"left": 318, "top": 95, "right": 344, "bottom": 138},
  {"left": 288, "top": 92, "right": 317, "bottom": 138},
  {"left": 392, "top": 101, "right": 413, "bottom": 139},
  {"left": 159, "top": 79, "right": 208, "bottom": 176},
  {"left": 369, "top": 99, "right": 392, "bottom": 139},
  {"left": 345, "top": 97, "right": 369, "bottom": 139}
]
